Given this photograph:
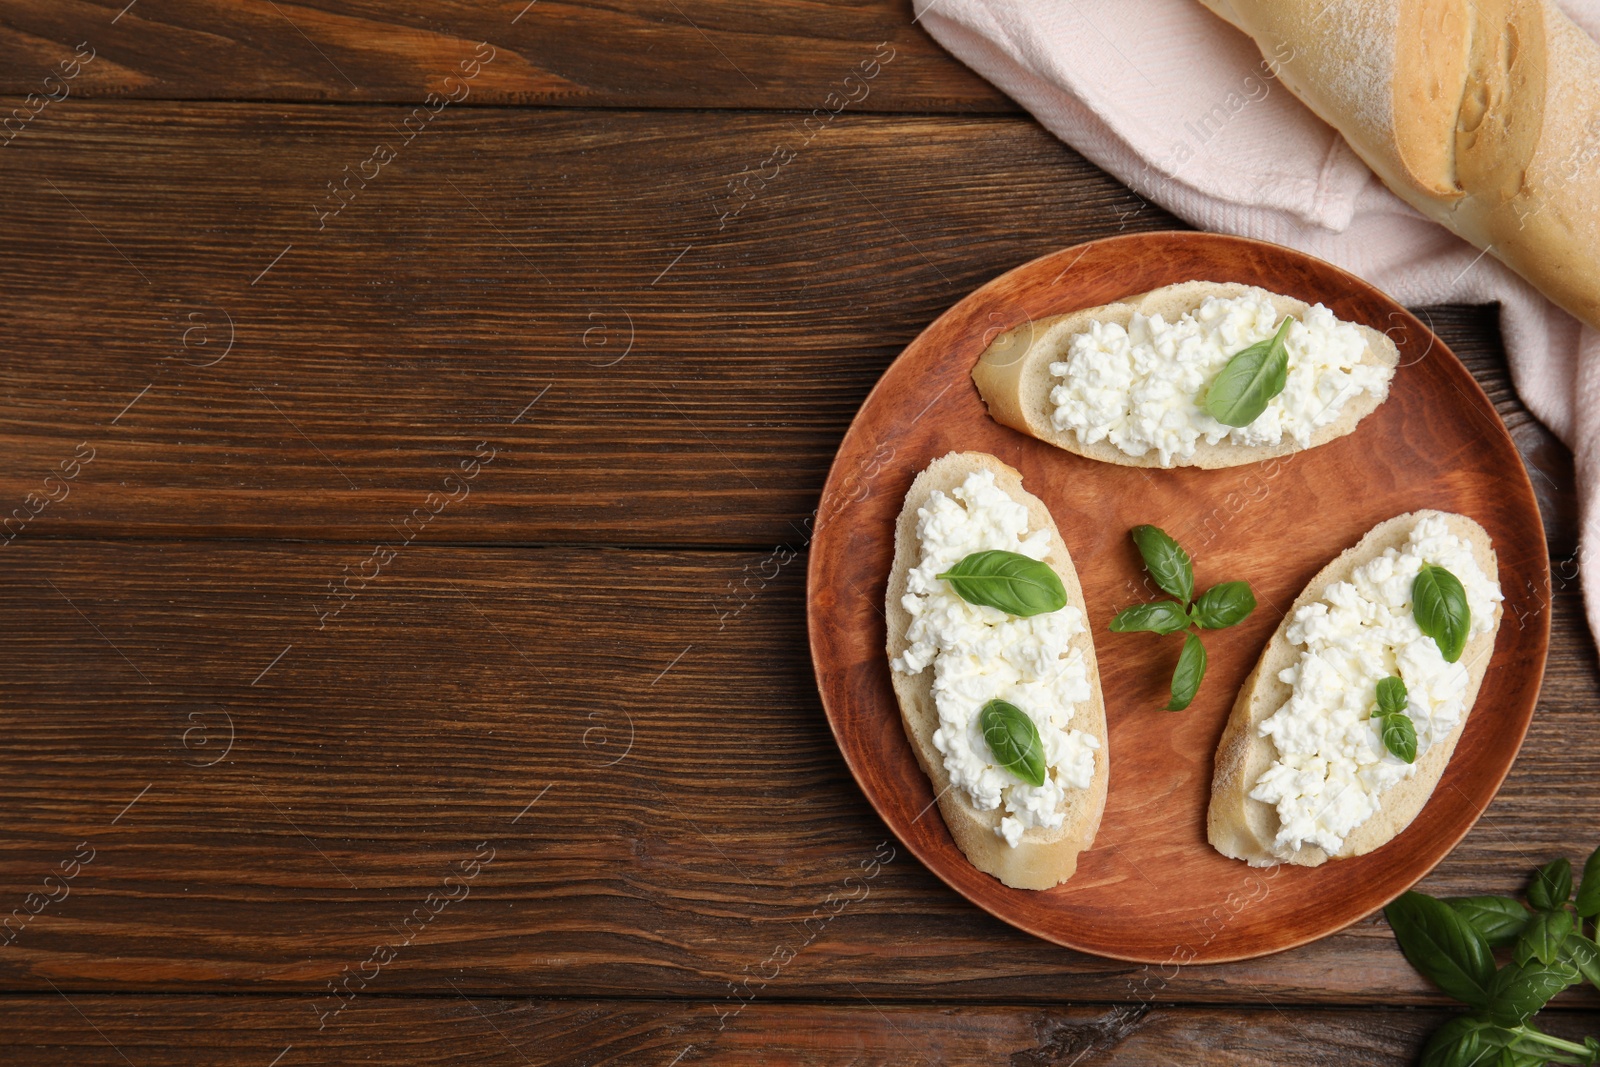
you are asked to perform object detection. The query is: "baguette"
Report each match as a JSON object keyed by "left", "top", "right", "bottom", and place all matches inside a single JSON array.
[
  {"left": 886, "top": 452, "right": 1108, "bottom": 890},
  {"left": 971, "top": 280, "right": 1399, "bottom": 469},
  {"left": 1209, "top": 510, "right": 1503, "bottom": 867},
  {"left": 1197, "top": 0, "right": 1600, "bottom": 332}
]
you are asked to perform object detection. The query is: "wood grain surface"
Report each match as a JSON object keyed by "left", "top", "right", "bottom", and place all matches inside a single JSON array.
[
  {"left": 0, "top": 541, "right": 1594, "bottom": 1008},
  {"left": 12, "top": 997, "right": 1600, "bottom": 1065},
  {"left": 1, "top": 2, "right": 1597, "bottom": 1061},
  {"left": 0, "top": 0, "right": 1009, "bottom": 110},
  {"left": 0, "top": 105, "right": 1148, "bottom": 545}
]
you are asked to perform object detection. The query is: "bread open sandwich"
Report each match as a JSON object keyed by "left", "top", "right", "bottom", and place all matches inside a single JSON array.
[
  {"left": 886, "top": 451, "right": 1108, "bottom": 889},
  {"left": 972, "top": 281, "right": 1400, "bottom": 469},
  {"left": 1209, "top": 510, "right": 1503, "bottom": 867}
]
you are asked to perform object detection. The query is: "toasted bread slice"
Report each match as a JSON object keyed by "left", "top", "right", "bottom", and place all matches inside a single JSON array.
[
  {"left": 886, "top": 451, "right": 1108, "bottom": 890},
  {"left": 971, "top": 281, "right": 1400, "bottom": 469},
  {"left": 1209, "top": 510, "right": 1502, "bottom": 867}
]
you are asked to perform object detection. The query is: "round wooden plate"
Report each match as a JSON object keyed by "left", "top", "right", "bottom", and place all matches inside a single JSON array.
[{"left": 806, "top": 231, "right": 1551, "bottom": 963}]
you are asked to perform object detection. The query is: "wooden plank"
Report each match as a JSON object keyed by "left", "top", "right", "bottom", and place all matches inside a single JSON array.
[
  {"left": 0, "top": 105, "right": 1149, "bottom": 545},
  {"left": 4, "top": 995, "right": 1598, "bottom": 1065},
  {"left": 0, "top": 105, "right": 1567, "bottom": 546},
  {"left": 0, "top": 540, "right": 1593, "bottom": 1003},
  {"left": 0, "top": 0, "right": 1009, "bottom": 110}
]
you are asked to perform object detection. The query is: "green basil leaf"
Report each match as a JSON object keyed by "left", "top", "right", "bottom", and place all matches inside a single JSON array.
[
  {"left": 1485, "top": 960, "right": 1581, "bottom": 1027},
  {"left": 1446, "top": 897, "right": 1533, "bottom": 948},
  {"left": 1109, "top": 600, "right": 1191, "bottom": 636},
  {"left": 1488, "top": 1048, "right": 1543, "bottom": 1067},
  {"left": 978, "top": 699, "right": 1047, "bottom": 788},
  {"left": 1559, "top": 932, "right": 1600, "bottom": 992},
  {"left": 1419, "top": 1018, "right": 1485, "bottom": 1067},
  {"left": 1419, "top": 1017, "right": 1507, "bottom": 1067},
  {"left": 1166, "top": 632, "right": 1206, "bottom": 712},
  {"left": 1575, "top": 846, "right": 1600, "bottom": 918},
  {"left": 1190, "top": 581, "right": 1256, "bottom": 630},
  {"left": 1376, "top": 675, "right": 1409, "bottom": 718},
  {"left": 1514, "top": 908, "right": 1575, "bottom": 967},
  {"left": 1129, "top": 525, "right": 1194, "bottom": 604},
  {"left": 1380, "top": 712, "right": 1418, "bottom": 764},
  {"left": 1385, "top": 891, "right": 1497, "bottom": 1008},
  {"left": 937, "top": 550, "right": 1067, "bottom": 618},
  {"left": 1529, "top": 857, "right": 1574, "bottom": 911},
  {"left": 1413, "top": 564, "right": 1472, "bottom": 664},
  {"left": 1201, "top": 315, "right": 1294, "bottom": 427}
]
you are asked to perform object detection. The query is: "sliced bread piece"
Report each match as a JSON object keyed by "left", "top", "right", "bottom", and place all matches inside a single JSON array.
[
  {"left": 972, "top": 280, "right": 1400, "bottom": 469},
  {"left": 1209, "top": 510, "right": 1502, "bottom": 867},
  {"left": 886, "top": 451, "right": 1108, "bottom": 890}
]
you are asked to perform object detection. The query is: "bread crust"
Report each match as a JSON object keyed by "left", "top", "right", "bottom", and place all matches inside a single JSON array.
[
  {"left": 1208, "top": 510, "right": 1503, "bottom": 867},
  {"left": 885, "top": 451, "right": 1109, "bottom": 890},
  {"left": 1197, "top": 0, "right": 1600, "bottom": 332},
  {"left": 971, "top": 281, "right": 1399, "bottom": 470}
]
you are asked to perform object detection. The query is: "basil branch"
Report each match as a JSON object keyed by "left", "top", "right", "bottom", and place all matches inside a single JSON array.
[
  {"left": 1389, "top": 844, "right": 1600, "bottom": 1066},
  {"left": 1109, "top": 525, "right": 1255, "bottom": 711}
]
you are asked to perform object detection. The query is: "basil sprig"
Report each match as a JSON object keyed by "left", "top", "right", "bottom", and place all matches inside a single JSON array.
[
  {"left": 978, "top": 699, "right": 1046, "bottom": 788},
  {"left": 937, "top": 550, "right": 1066, "bottom": 618},
  {"left": 1109, "top": 525, "right": 1254, "bottom": 711},
  {"left": 1201, "top": 315, "right": 1294, "bottom": 427},
  {"left": 1372, "top": 675, "right": 1417, "bottom": 764},
  {"left": 1388, "top": 844, "right": 1600, "bottom": 1066},
  {"left": 1414, "top": 563, "right": 1472, "bottom": 663}
]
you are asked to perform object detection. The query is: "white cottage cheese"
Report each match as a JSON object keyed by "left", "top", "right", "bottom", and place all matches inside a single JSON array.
[
  {"left": 891, "top": 469, "right": 1099, "bottom": 848},
  {"left": 1048, "top": 293, "right": 1389, "bottom": 466},
  {"left": 1249, "top": 516, "right": 1501, "bottom": 861}
]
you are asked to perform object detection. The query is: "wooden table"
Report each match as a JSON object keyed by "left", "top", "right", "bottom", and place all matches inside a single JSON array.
[{"left": 0, "top": 3, "right": 1594, "bottom": 1063}]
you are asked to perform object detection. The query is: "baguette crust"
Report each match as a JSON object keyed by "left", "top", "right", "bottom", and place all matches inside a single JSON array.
[
  {"left": 1199, "top": 0, "right": 1600, "bottom": 332},
  {"left": 971, "top": 281, "right": 1400, "bottom": 469},
  {"left": 885, "top": 452, "right": 1108, "bottom": 890},
  {"left": 1208, "top": 510, "right": 1503, "bottom": 867}
]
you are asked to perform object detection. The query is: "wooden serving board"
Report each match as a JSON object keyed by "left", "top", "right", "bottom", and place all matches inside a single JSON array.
[{"left": 806, "top": 231, "right": 1551, "bottom": 963}]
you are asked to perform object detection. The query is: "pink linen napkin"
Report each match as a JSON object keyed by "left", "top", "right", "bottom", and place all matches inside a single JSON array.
[{"left": 914, "top": 0, "right": 1600, "bottom": 640}]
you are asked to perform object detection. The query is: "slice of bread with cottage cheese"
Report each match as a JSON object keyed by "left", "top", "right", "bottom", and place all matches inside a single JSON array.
[
  {"left": 887, "top": 451, "right": 1108, "bottom": 890},
  {"left": 972, "top": 281, "right": 1400, "bottom": 469},
  {"left": 1209, "top": 510, "right": 1503, "bottom": 868}
]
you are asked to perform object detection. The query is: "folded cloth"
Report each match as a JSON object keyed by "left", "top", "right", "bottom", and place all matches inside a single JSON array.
[{"left": 915, "top": 0, "right": 1600, "bottom": 641}]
